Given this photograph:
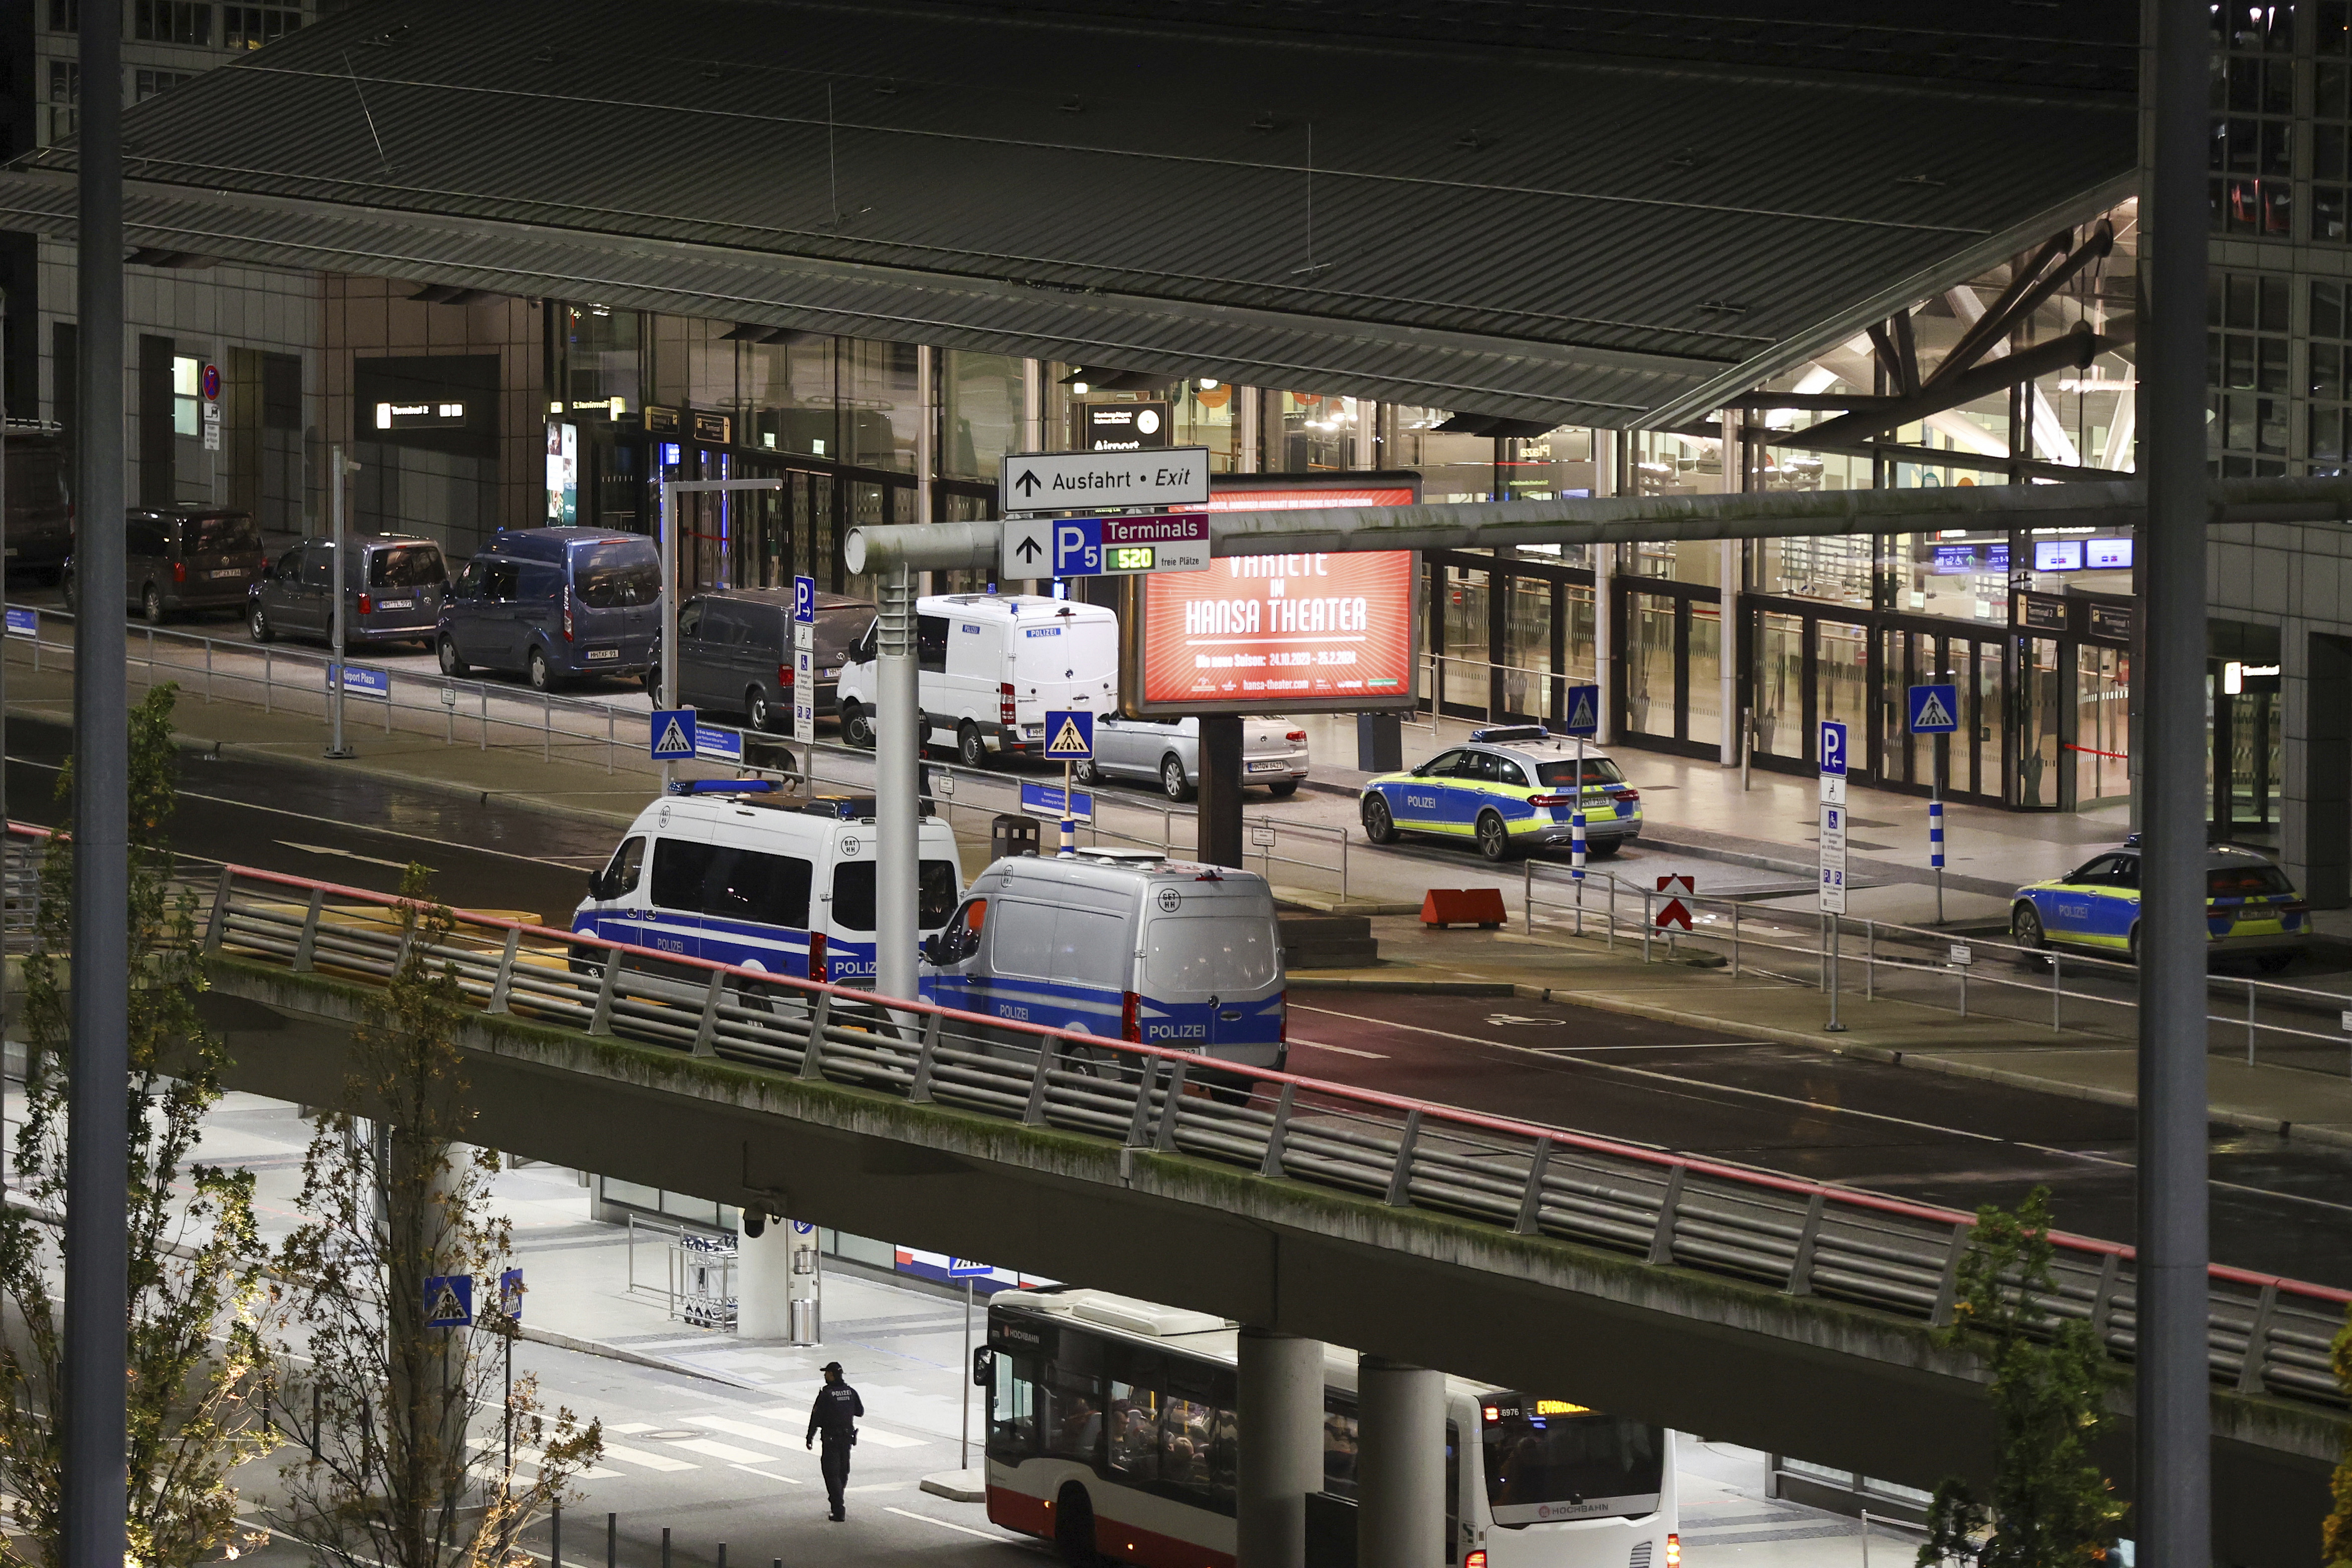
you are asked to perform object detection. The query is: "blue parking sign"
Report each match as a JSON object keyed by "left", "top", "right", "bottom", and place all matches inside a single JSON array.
[
  {"left": 793, "top": 574, "right": 816, "bottom": 625},
  {"left": 1907, "top": 683, "right": 1958, "bottom": 734},
  {"left": 1819, "top": 720, "right": 1848, "bottom": 777}
]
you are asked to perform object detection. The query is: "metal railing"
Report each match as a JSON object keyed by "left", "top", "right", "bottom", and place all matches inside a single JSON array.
[
  {"left": 1522, "top": 864, "right": 2352, "bottom": 1075},
  {"left": 25, "top": 823, "right": 2326, "bottom": 1414}
]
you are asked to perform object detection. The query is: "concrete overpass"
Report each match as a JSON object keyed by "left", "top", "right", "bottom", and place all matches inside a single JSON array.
[{"left": 164, "top": 850, "right": 2347, "bottom": 1566}]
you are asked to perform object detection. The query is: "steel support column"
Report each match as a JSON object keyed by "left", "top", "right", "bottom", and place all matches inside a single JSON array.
[
  {"left": 1357, "top": 1357, "right": 1445, "bottom": 1568},
  {"left": 1197, "top": 714, "right": 1244, "bottom": 867},
  {"left": 2138, "top": 0, "right": 2212, "bottom": 1562},
  {"left": 1236, "top": 1329, "right": 1322, "bottom": 1568},
  {"left": 874, "top": 566, "right": 921, "bottom": 999},
  {"left": 63, "top": 0, "right": 129, "bottom": 1559}
]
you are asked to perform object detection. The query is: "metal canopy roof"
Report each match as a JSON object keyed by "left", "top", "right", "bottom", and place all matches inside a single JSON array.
[{"left": 0, "top": 0, "right": 2135, "bottom": 427}]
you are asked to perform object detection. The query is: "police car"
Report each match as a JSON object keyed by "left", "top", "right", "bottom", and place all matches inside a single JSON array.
[
  {"left": 1359, "top": 725, "right": 1641, "bottom": 862},
  {"left": 2009, "top": 842, "right": 2311, "bottom": 970}
]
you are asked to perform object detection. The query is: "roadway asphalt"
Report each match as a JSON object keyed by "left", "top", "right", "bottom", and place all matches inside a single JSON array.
[
  {"left": 1288, "top": 988, "right": 2352, "bottom": 1284},
  {"left": 19, "top": 706, "right": 2348, "bottom": 1286}
]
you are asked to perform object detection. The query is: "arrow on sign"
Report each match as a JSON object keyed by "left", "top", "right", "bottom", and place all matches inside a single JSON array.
[
  {"left": 1014, "top": 470, "right": 1043, "bottom": 498},
  {"left": 1015, "top": 535, "right": 1044, "bottom": 564},
  {"left": 1653, "top": 873, "right": 1695, "bottom": 931}
]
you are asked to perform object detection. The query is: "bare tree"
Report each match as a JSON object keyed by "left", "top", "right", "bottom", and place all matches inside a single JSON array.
[
  {"left": 0, "top": 683, "right": 278, "bottom": 1568},
  {"left": 271, "top": 865, "right": 598, "bottom": 1568}
]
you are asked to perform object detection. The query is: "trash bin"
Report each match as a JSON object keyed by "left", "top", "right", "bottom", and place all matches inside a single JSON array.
[{"left": 991, "top": 813, "right": 1043, "bottom": 862}]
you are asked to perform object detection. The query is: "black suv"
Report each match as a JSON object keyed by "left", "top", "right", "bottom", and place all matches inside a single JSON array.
[{"left": 68, "top": 508, "right": 268, "bottom": 624}]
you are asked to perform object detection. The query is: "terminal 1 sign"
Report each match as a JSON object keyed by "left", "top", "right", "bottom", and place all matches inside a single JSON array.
[{"left": 1130, "top": 477, "right": 1420, "bottom": 716}]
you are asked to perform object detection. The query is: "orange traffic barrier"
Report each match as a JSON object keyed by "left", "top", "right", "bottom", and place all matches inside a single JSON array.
[{"left": 1421, "top": 888, "right": 1507, "bottom": 929}]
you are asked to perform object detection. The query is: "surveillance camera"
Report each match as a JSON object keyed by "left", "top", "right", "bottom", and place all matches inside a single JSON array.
[{"left": 743, "top": 1208, "right": 767, "bottom": 1239}]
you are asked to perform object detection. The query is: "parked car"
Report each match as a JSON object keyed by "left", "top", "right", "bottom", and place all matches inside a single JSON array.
[
  {"left": 1360, "top": 725, "right": 1642, "bottom": 862},
  {"left": 2009, "top": 843, "right": 2312, "bottom": 970},
  {"left": 1076, "top": 716, "right": 1310, "bottom": 801},
  {"left": 68, "top": 508, "right": 268, "bottom": 624},
  {"left": 652, "top": 588, "right": 875, "bottom": 732},
  {"left": 834, "top": 593, "right": 1120, "bottom": 766},
  {"left": 247, "top": 534, "right": 449, "bottom": 650},
  {"left": 436, "top": 527, "right": 660, "bottom": 690}
]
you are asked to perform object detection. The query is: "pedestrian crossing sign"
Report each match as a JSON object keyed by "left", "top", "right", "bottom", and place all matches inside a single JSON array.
[
  {"left": 1563, "top": 683, "right": 1600, "bottom": 738},
  {"left": 650, "top": 709, "right": 698, "bottom": 759},
  {"left": 1907, "top": 683, "right": 1958, "bottom": 735},
  {"left": 1043, "top": 710, "right": 1093, "bottom": 760},
  {"left": 424, "top": 1273, "right": 472, "bottom": 1328}
]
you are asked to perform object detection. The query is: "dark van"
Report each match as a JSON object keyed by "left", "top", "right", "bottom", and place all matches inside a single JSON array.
[
  {"left": 247, "top": 534, "right": 449, "bottom": 650},
  {"left": 657, "top": 588, "right": 875, "bottom": 732},
  {"left": 436, "top": 526, "right": 660, "bottom": 690},
  {"left": 4, "top": 423, "right": 72, "bottom": 580},
  {"left": 68, "top": 508, "right": 268, "bottom": 623}
]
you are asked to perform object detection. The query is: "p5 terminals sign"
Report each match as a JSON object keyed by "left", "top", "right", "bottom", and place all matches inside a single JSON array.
[{"left": 1128, "top": 474, "right": 1422, "bottom": 716}]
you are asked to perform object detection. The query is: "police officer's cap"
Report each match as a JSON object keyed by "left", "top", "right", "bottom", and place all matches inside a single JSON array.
[{"left": 821, "top": 1361, "right": 844, "bottom": 1373}]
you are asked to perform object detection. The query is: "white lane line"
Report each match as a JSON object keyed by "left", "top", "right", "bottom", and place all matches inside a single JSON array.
[
  {"left": 593, "top": 1440, "right": 699, "bottom": 1472},
  {"left": 605, "top": 1421, "right": 658, "bottom": 1434},
  {"left": 731, "top": 1463, "right": 803, "bottom": 1484},
  {"left": 1290, "top": 1037, "right": 1388, "bottom": 1059},
  {"left": 884, "top": 1506, "right": 1009, "bottom": 1541},
  {"left": 846, "top": 1482, "right": 911, "bottom": 1494},
  {"left": 668, "top": 1436, "right": 774, "bottom": 1464},
  {"left": 858, "top": 1429, "right": 931, "bottom": 1449},
  {"left": 277, "top": 840, "right": 418, "bottom": 870},
  {"left": 1294, "top": 1002, "right": 2352, "bottom": 1218}
]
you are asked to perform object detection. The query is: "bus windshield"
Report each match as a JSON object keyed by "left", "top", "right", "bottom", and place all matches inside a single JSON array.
[{"left": 1482, "top": 1398, "right": 1664, "bottom": 1524}]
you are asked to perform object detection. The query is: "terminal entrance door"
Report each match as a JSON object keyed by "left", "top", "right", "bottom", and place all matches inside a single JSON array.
[{"left": 1878, "top": 625, "right": 2007, "bottom": 806}]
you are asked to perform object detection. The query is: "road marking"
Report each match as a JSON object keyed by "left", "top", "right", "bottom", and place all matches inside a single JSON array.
[
  {"left": 686, "top": 1413, "right": 803, "bottom": 1449},
  {"left": 731, "top": 1463, "right": 803, "bottom": 1484},
  {"left": 594, "top": 1440, "right": 699, "bottom": 1472},
  {"left": 668, "top": 1436, "right": 774, "bottom": 1463},
  {"left": 1293, "top": 1001, "right": 2352, "bottom": 1218},
  {"left": 1484, "top": 1014, "right": 1565, "bottom": 1026},
  {"left": 884, "top": 1507, "right": 1007, "bottom": 1540},
  {"left": 1290, "top": 1037, "right": 1387, "bottom": 1059},
  {"left": 858, "top": 1428, "right": 930, "bottom": 1448},
  {"left": 606, "top": 1421, "right": 658, "bottom": 1434},
  {"left": 277, "top": 840, "right": 419, "bottom": 871}
]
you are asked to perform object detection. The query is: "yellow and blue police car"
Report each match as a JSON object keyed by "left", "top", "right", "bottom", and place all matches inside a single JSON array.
[
  {"left": 1360, "top": 725, "right": 1641, "bottom": 863},
  {"left": 2009, "top": 841, "right": 2310, "bottom": 970}
]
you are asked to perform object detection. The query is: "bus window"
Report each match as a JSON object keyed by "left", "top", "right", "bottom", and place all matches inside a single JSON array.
[
  {"left": 1161, "top": 1361, "right": 1239, "bottom": 1515},
  {"left": 1322, "top": 1395, "right": 1360, "bottom": 1498},
  {"left": 1046, "top": 1363, "right": 1106, "bottom": 1467},
  {"left": 1481, "top": 1401, "right": 1663, "bottom": 1524},
  {"left": 988, "top": 1355, "right": 1041, "bottom": 1463},
  {"left": 1106, "top": 1346, "right": 1163, "bottom": 1482}
]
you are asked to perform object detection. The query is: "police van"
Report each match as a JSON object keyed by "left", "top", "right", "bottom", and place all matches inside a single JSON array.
[
  {"left": 573, "top": 789, "right": 964, "bottom": 986},
  {"left": 833, "top": 594, "right": 1120, "bottom": 769},
  {"left": 918, "top": 849, "right": 1286, "bottom": 1069}
]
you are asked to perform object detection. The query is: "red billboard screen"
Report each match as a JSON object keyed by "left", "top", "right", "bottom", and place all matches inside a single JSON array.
[{"left": 1134, "top": 482, "right": 1419, "bottom": 715}]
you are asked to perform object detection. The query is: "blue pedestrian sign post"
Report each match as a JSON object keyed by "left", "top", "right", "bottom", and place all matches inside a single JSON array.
[
  {"left": 1561, "top": 684, "right": 1600, "bottom": 883},
  {"left": 1908, "top": 683, "right": 1957, "bottom": 924},
  {"left": 499, "top": 1268, "right": 524, "bottom": 1321},
  {"left": 425, "top": 1274, "right": 472, "bottom": 1328},
  {"left": 792, "top": 574, "right": 818, "bottom": 748},
  {"left": 1043, "top": 711, "right": 1094, "bottom": 857},
  {"left": 945, "top": 1258, "right": 991, "bottom": 1278},
  {"left": 650, "top": 709, "right": 697, "bottom": 760},
  {"left": 1818, "top": 720, "right": 1849, "bottom": 1033}
]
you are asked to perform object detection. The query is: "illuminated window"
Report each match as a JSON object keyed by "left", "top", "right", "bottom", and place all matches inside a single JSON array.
[
  {"left": 223, "top": 5, "right": 303, "bottom": 49},
  {"left": 133, "top": 1, "right": 214, "bottom": 46}
]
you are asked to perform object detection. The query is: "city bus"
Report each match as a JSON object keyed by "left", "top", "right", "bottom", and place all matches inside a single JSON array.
[{"left": 979, "top": 1286, "right": 1677, "bottom": 1568}]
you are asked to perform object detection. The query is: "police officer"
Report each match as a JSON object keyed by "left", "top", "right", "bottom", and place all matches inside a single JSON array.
[{"left": 805, "top": 1360, "right": 864, "bottom": 1521}]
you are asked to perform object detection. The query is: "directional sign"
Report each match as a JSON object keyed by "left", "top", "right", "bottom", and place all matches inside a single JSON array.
[
  {"left": 650, "top": 710, "right": 697, "bottom": 760},
  {"left": 1654, "top": 874, "right": 1694, "bottom": 931},
  {"left": 1001, "top": 518, "right": 1053, "bottom": 581},
  {"left": 1021, "top": 782, "right": 1094, "bottom": 821},
  {"left": 425, "top": 1274, "right": 473, "bottom": 1328},
  {"left": 326, "top": 665, "right": 390, "bottom": 700},
  {"left": 999, "top": 447, "right": 1210, "bottom": 514},
  {"left": 793, "top": 573, "right": 817, "bottom": 625},
  {"left": 1042, "top": 710, "right": 1094, "bottom": 760},
  {"left": 499, "top": 1267, "right": 524, "bottom": 1322},
  {"left": 1562, "top": 684, "right": 1600, "bottom": 738},
  {"left": 694, "top": 724, "right": 743, "bottom": 764},
  {"left": 4, "top": 608, "right": 33, "bottom": 638},
  {"left": 945, "top": 1258, "right": 992, "bottom": 1279},
  {"left": 1818, "top": 801, "right": 1850, "bottom": 915},
  {"left": 1908, "top": 683, "right": 1958, "bottom": 734},
  {"left": 1051, "top": 513, "right": 1211, "bottom": 578}
]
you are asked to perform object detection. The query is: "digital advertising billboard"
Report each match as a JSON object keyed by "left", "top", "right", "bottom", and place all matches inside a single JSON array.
[{"left": 1129, "top": 476, "right": 1421, "bottom": 716}]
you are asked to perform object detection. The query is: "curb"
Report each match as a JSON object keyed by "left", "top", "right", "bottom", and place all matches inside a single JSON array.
[
  {"left": 920, "top": 1470, "right": 987, "bottom": 1503},
  {"left": 516, "top": 1324, "right": 770, "bottom": 1389},
  {"left": 1504, "top": 981, "right": 2352, "bottom": 1149},
  {"left": 1291, "top": 976, "right": 1521, "bottom": 995}
]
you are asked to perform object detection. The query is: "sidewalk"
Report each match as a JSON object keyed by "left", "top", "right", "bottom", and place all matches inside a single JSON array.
[{"left": 1290, "top": 914, "right": 2352, "bottom": 1147}]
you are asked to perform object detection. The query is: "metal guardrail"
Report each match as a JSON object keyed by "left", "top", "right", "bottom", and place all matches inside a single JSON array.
[
  {"left": 1524, "top": 866, "right": 2352, "bottom": 1076},
  {"left": 11, "top": 823, "right": 2320, "bottom": 1413}
]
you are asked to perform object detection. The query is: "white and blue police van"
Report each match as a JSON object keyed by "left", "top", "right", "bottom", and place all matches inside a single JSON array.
[
  {"left": 918, "top": 848, "right": 1286, "bottom": 1070},
  {"left": 573, "top": 785, "right": 964, "bottom": 986}
]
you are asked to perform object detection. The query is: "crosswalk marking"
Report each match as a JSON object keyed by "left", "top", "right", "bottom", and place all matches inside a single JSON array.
[
  {"left": 669, "top": 1437, "right": 773, "bottom": 1464},
  {"left": 594, "top": 1441, "right": 699, "bottom": 1472},
  {"left": 731, "top": 1464, "right": 803, "bottom": 1485},
  {"left": 858, "top": 1429, "right": 930, "bottom": 1449},
  {"left": 686, "top": 1414, "right": 802, "bottom": 1449}
]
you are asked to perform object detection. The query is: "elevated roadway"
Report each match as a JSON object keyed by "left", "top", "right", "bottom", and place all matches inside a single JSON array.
[{"left": 114, "top": 842, "right": 2347, "bottom": 1567}]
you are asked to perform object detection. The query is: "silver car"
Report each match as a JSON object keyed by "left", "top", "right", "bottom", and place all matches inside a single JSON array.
[{"left": 1077, "top": 715, "right": 1310, "bottom": 801}]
